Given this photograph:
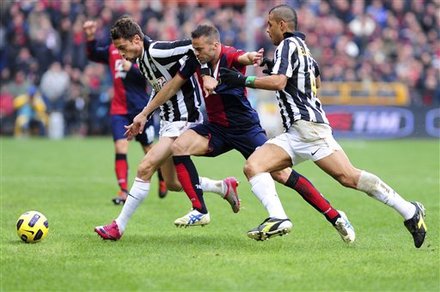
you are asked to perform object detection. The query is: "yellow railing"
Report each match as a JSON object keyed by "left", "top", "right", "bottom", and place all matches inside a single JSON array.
[{"left": 319, "top": 82, "right": 409, "bottom": 105}]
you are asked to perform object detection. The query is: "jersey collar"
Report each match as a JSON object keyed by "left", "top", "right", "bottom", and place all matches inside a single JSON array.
[{"left": 283, "top": 31, "right": 306, "bottom": 40}]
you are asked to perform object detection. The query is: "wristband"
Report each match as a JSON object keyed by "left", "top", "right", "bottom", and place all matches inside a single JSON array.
[{"left": 245, "top": 76, "right": 256, "bottom": 88}]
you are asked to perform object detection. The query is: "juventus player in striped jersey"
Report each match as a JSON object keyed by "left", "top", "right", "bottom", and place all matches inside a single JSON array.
[
  {"left": 94, "top": 17, "right": 240, "bottom": 241},
  {"left": 220, "top": 4, "right": 426, "bottom": 248}
]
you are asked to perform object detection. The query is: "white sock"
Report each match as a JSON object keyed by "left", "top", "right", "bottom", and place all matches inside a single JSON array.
[
  {"left": 199, "top": 176, "right": 225, "bottom": 198},
  {"left": 116, "top": 177, "right": 150, "bottom": 232},
  {"left": 357, "top": 171, "right": 416, "bottom": 220},
  {"left": 249, "top": 172, "right": 287, "bottom": 219}
]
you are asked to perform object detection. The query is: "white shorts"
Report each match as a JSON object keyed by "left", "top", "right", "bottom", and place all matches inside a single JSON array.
[
  {"left": 266, "top": 120, "right": 342, "bottom": 165},
  {"left": 159, "top": 117, "right": 202, "bottom": 138}
]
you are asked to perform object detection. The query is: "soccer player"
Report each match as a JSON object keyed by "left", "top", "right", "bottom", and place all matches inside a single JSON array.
[
  {"left": 83, "top": 20, "right": 168, "bottom": 203},
  {"left": 220, "top": 4, "right": 427, "bottom": 248},
  {"left": 129, "top": 24, "right": 355, "bottom": 243},
  {"left": 94, "top": 17, "right": 239, "bottom": 240}
]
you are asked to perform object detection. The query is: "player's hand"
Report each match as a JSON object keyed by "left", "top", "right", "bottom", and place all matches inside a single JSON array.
[
  {"left": 124, "top": 113, "right": 147, "bottom": 140},
  {"left": 252, "top": 48, "right": 264, "bottom": 67},
  {"left": 122, "top": 59, "right": 132, "bottom": 71},
  {"left": 260, "top": 57, "right": 274, "bottom": 75},
  {"left": 202, "top": 75, "right": 218, "bottom": 96},
  {"left": 83, "top": 20, "right": 97, "bottom": 41},
  {"left": 219, "top": 68, "right": 247, "bottom": 88}
]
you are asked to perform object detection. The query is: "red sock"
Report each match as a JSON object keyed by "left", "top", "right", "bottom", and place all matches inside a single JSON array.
[
  {"left": 115, "top": 153, "right": 128, "bottom": 192},
  {"left": 173, "top": 155, "right": 207, "bottom": 213},
  {"left": 285, "top": 170, "right": 340, "bottom": 224}
]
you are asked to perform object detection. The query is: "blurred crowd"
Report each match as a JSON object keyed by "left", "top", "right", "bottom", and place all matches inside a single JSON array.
[{"left": 0, "top": 0, "right": 439, "bottom": 137}]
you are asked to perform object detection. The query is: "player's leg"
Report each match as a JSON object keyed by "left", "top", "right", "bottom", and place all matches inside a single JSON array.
[
  {"left": 271, "top": 168, "right": 354, "bottom": 243},
  {"left": 315, "top": 148, "right": 426, "bottom": 247},
  {"left": 159, "top": 150, "right": 239, "bottom": 212},
  {"left": 171, "top": 129, "right": 210, "bottom": 226},
  {"left": 136, "top": 118, "right": 168, "bottom": 198},
  {"left": 94, "top": 137, "right": 174, "bottom": 240},
  {"left": 110, "top": 115, "right": 131, "bottom": 204},
  {"left": 244, "top": 142, "right": 293, "bottom": 240}
]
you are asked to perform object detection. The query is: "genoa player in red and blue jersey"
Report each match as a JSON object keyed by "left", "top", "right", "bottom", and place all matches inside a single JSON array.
[{"left": 83, "top": 20, "right": 167, "bottom": 205}]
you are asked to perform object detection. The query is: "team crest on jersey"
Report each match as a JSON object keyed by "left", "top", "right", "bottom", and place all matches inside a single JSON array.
[{"left": 152, "top": 76, "right": 167, "bottom": 92}]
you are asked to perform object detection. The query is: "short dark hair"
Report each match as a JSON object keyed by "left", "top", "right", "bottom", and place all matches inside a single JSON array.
[
  {"left": 269, "top": 5, "right": 298, "bottom": 30},
  {"left": 191, "top": 24, "right": 220, "bottom": 42},
  {"left": 111, "top": 17, "right": 144, "bottom": 40}
]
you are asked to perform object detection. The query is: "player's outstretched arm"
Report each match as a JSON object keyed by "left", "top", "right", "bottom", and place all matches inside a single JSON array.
[
  {"left": 144, "top": 74, "right": 187, "bottom": 118},
  {"left": 237, "top": 48, "right": 264, "bottom": 66},
  {"left": 219, "top": 67, "right": 287, "bottom": 91}
]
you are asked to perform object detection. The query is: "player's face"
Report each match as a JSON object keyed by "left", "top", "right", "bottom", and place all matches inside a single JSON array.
[
  {"left": 192, "top": 36, "right": 218, "bottom": 64},
  {"left": 113, "top": 34, "right": 143, "bottom": 62},
  {"left": 266, "top": 13, "right": 283, "bottom": 46}
]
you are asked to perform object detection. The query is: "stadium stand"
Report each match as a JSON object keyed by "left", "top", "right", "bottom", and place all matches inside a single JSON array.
[{"left": 0, "top": 0, "right": 438, "bottom": 136}]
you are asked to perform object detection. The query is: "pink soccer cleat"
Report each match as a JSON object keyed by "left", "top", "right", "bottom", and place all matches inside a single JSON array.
[
  {"left": 94, "top": 220, "right": 122, "bottom": 241},
  {"left": 223, "top": 177, "right": 240, "bottom": 213}
]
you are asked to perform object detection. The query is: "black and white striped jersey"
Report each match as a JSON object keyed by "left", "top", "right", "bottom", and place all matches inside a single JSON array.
[
  {"left": 136, "top": 37, "right": 202, "bottom": 122},
  {"left": 271, "top": 32, "right": 328, "bottom": 131}
]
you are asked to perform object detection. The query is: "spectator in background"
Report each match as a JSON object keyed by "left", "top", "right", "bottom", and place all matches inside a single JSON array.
[
  {"left": 13, "top": 85, "right": 48, "bottom": 137},
  {"left": 39, "top": 61, "right": 70, "bottom": 112},
  {"left": 0, "top": 87, "right": 15, "bottom": 135}
]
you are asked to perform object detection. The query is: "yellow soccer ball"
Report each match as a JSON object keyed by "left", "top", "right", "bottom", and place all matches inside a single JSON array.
[{"left": 16, "top": 211, "right": 49, "bottom": 243}]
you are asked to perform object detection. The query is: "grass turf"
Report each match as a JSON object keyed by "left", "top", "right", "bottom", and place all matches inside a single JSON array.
[{"left": 1, "top": 137, "right": 439, "bottom": 291}]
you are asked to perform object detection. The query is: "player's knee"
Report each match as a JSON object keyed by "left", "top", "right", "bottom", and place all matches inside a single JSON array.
[
  {"left": 243, "top": 159, "right": 260, "bottom": 180},
  {"left": 136, "top": 160, "right": 155, "bottom": 180},
  {"left": 335, "top": 172, "right": 358, "bottom": 189},
  {"left": 171, "top": 139, "right": 186, "bottom": 155}
]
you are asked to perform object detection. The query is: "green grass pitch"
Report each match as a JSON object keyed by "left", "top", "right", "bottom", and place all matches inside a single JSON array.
[{"left": 1, "top": 137, "right": 439, "bottom": 291}]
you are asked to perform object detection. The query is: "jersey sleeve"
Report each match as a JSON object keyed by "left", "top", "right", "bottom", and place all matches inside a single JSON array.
[
  {"left": 149, "top": 39, "right": 193, "bottom": 59},
  {"left": 178, "top": 53, "right": 199, "bottom": 80},
  {"left": 312, "top": 58, "right": 320, "bottom": 78},
  {"left": 272, "top": 39, "right": 297, "bottom": 78},
  {"left": 224, "top": 47, "right": 245, "bottom": 70},
  {"left": 86, "top": 40, "right": 110, "bottom": 64}
]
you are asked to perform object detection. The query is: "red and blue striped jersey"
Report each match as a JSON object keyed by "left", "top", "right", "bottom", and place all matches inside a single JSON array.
[
  {"left": 86, "top": 40, "right": 148, "bottom": 116},
  {"left": 180, "top": 45, "right": 261, "bottom": 130}
]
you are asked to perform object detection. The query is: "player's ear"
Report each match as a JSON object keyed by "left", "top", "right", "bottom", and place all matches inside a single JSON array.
[{"left": 133, "top": 34, "right": 141, "bottom": 43}]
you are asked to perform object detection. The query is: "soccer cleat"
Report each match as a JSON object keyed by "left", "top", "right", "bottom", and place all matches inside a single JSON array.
[
  {"left": 404, "top": 201, "right": 427, "bottom": 248},
  {"left": 112, "top": 190, "right": 128, "bottom": 205},
  {"left": 158, "top": 180, "right": 168, "bottom": 199},
  {"left": 223, "top": 177, "right": 240, "bottom": 213},
  {"left": 174, "top": 209, "right": 210, "bottom": 227},
  {"left": 334, "top": 210, "right": 355, "bottom": 244},
  {"left": 247, "top": 217, "right": 293, "bottom": 241},
  {"left": 94, "top": 220, "right": 122, "bottom": 241}
]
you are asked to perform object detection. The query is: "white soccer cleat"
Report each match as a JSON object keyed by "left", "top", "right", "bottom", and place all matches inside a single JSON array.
[
  {"left": 334, "top": 210, "right": 355, "bottom": 244},
  {"left": 174, "top": 209, "right": 211, "bottom": 227}
]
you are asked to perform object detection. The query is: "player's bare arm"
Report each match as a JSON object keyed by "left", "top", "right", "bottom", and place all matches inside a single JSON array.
[
  {"left": 237, "top": 48, "right": 264, "bottom": 66},
  {"left": 220, "top": 68, "right": 287, "bottom": 91},
  {"left": 202, "top": 75, "right": 218, "bottom": 96}
]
